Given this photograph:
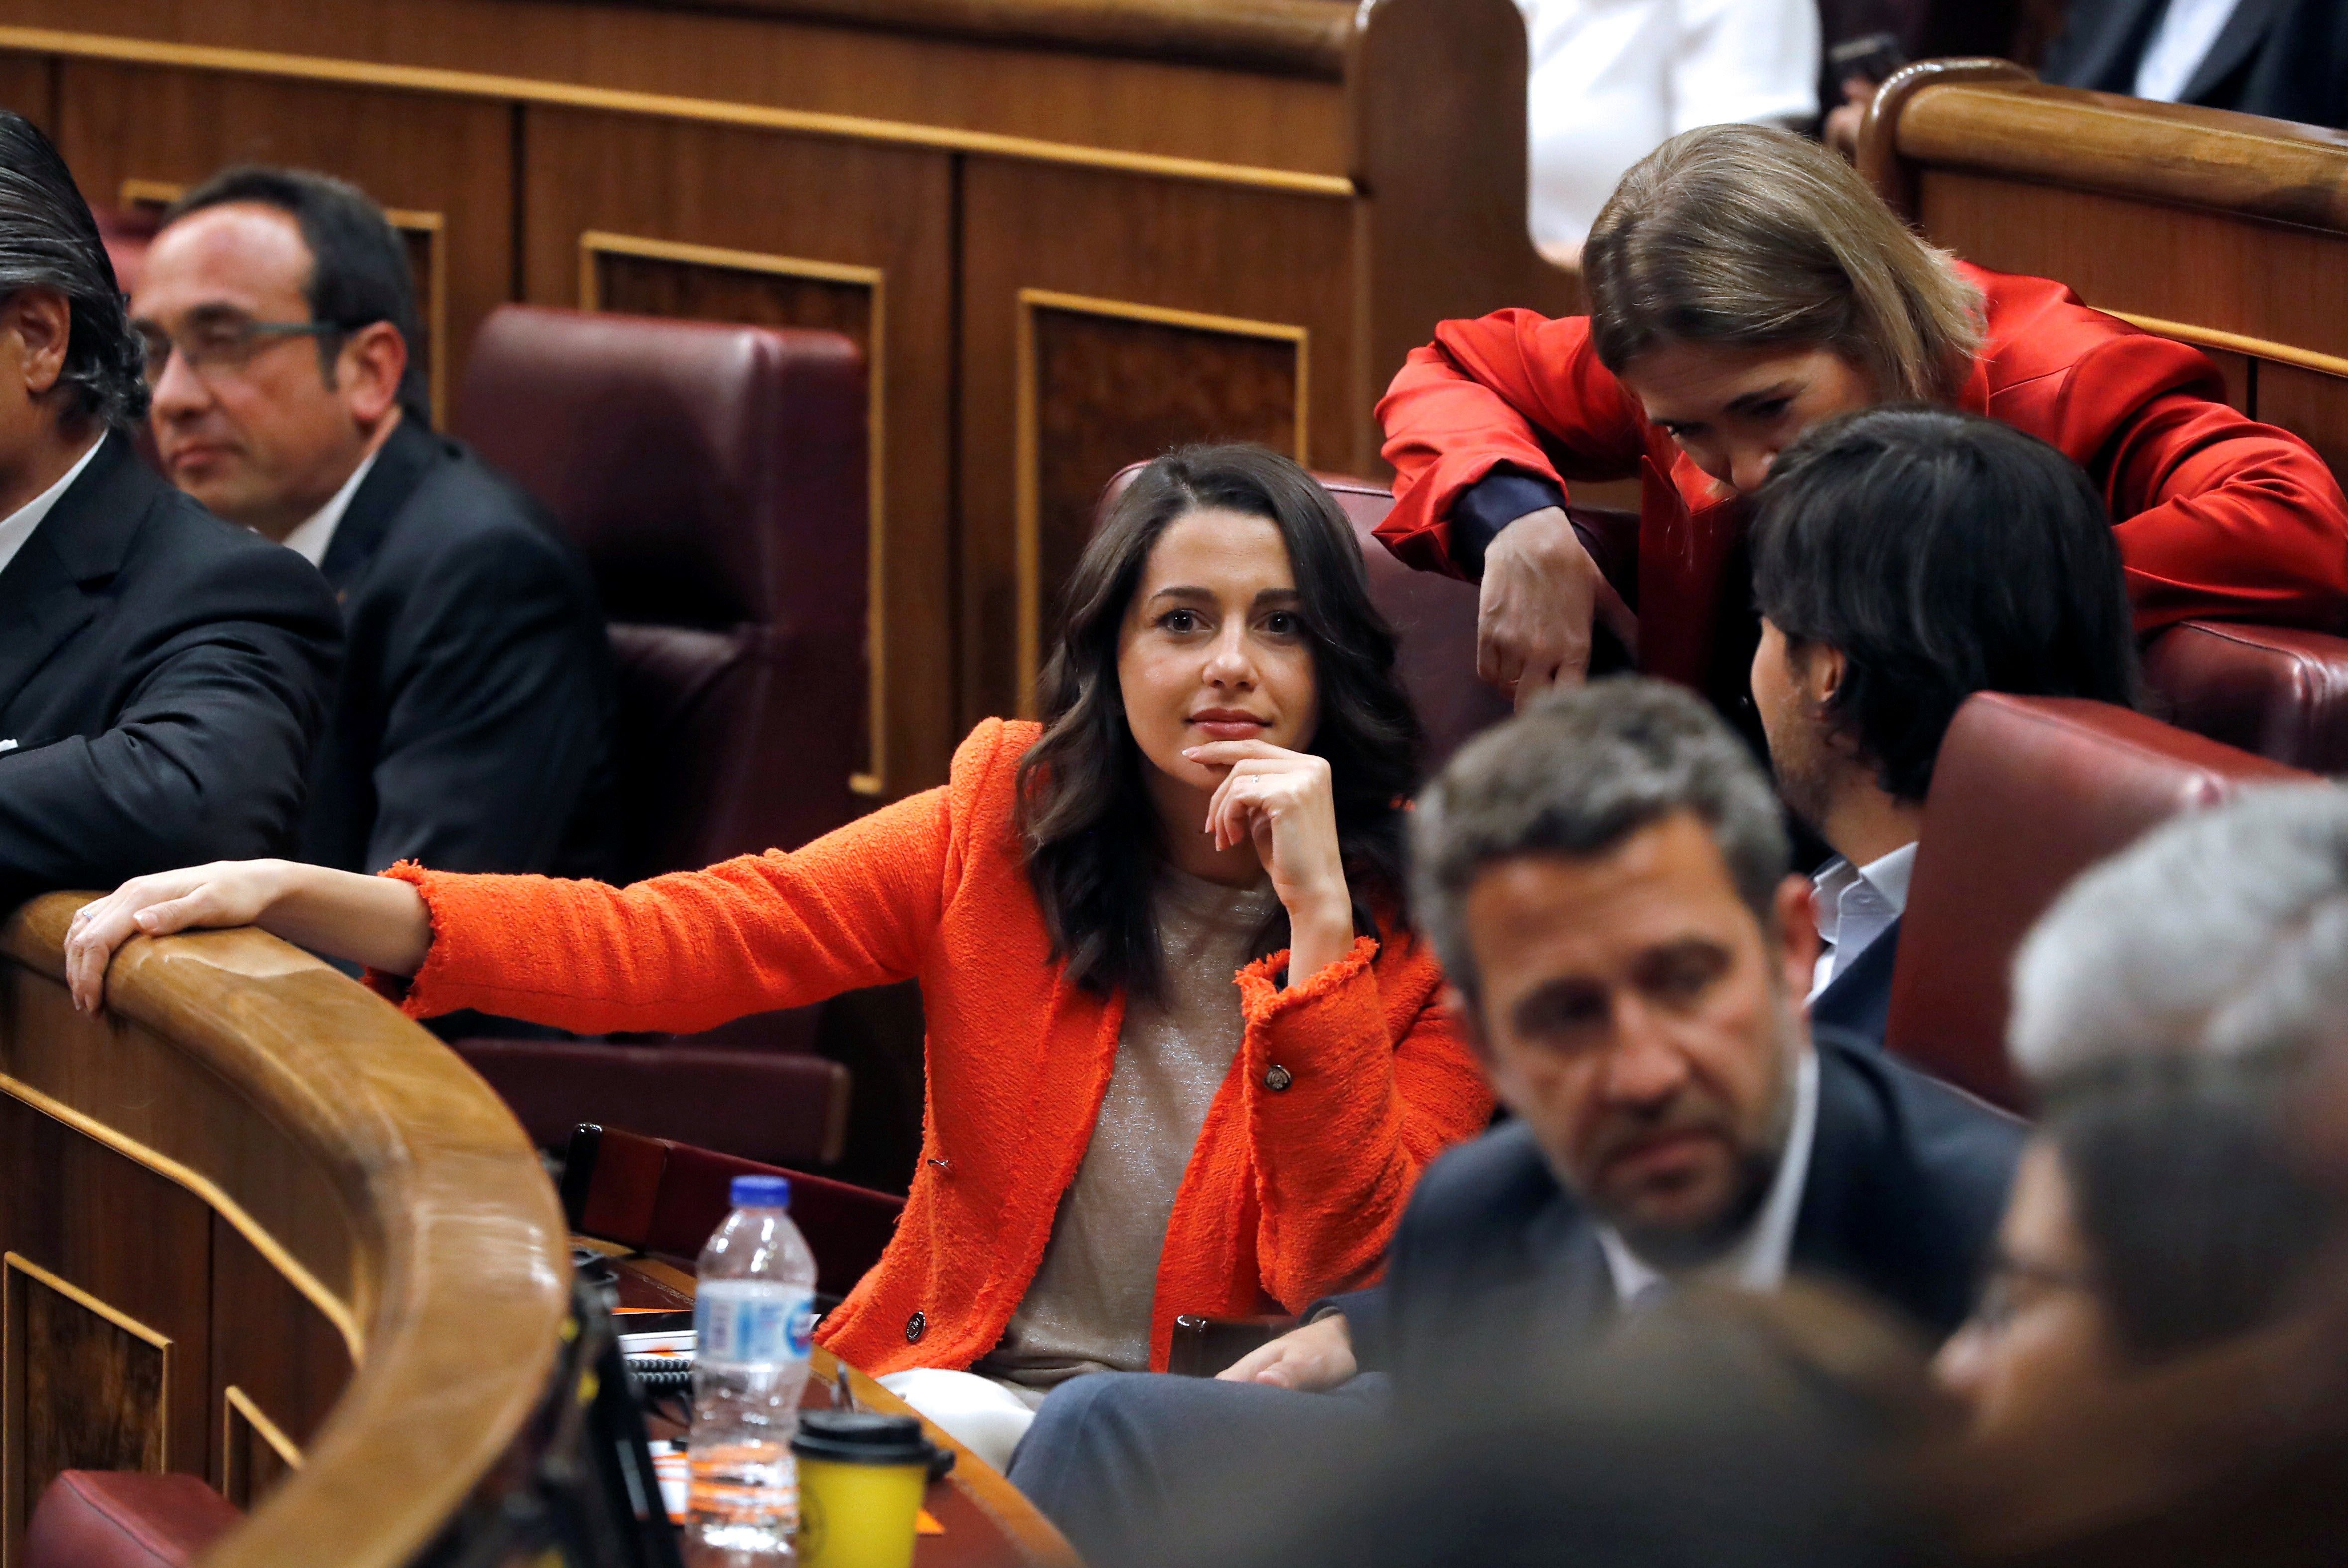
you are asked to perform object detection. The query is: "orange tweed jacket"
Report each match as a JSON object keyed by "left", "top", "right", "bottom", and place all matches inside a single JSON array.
[{"left": 378, "top": 718, "right": 1492, "bottom": 1376}]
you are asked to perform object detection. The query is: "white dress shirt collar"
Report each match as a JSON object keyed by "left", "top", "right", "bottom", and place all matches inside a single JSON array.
[
  {"left": 1596, "top": 1044, "right": 1821, "bottom": 1305},
  {"left": 0, "top": 434, "right": 105, "bottom": 587},
  {"left": 1809, "top": 839, "right": 1918, "bottom": 1000},
  {"left": 2133, "top": 0, "right": 2246, "bottom": 103},
  {"left": 278, "top": 447, "right": 380, "bottom": 569}
]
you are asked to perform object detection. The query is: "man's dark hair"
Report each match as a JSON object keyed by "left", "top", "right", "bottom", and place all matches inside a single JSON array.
[
  {"left": 164, "top": 166, "right": 429, "bottom": 424},
  {"left": 1752, "top": 405, "right": 2138, "bottom": 803},
  {"left": 0, "top": 113, "right": 148, "bottom": 429}
]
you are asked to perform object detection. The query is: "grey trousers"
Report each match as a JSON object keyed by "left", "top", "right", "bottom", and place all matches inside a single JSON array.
[{"left": 1003, "top": 1371, "right": 1391, "bottom": 1565}]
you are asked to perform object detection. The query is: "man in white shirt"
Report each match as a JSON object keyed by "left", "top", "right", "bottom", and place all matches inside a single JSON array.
[
  {"left": 2041, "top": 0, "right": 2348, "bottom": 131},
  {"left": 1520, "top": 0, "right": 1820, "bottom": 263},
  {"left": 1748, "top": 406, "right": 2139, "bottom": 1045}
]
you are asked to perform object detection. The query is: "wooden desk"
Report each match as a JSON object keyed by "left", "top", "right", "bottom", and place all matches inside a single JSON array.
[{"left": 602, "top": 1251, "right": 1078, "bottom": 1568}]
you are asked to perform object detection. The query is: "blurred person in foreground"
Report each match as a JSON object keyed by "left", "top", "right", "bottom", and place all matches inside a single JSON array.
[
  {"left": 1749, "top": 407, "right": 2136, "bottom": 1044},
  {"left": 132, "top": 166, "right": 616, "bottom": 882},
  {"left": 1006, "top": 677, "right": 2021, "bottom": 1560},
  {"left": 1923, "top": 786, "right": 2348, "bottom": 1567},
  {"left": 0, "top": 114, "right": 337, "bottom": 905}
]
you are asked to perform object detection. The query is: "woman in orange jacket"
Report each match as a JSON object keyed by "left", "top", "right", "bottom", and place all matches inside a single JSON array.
[
  {"left": 1377, "top": 123, "right": 2348, "bottom": 716},
  {"left": 63, "top": 443, "right": 1492, "bottom": 1466}
]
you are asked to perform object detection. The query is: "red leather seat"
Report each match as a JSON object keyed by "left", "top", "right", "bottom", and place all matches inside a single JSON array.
[
  {"left": 563, "top": 1125, "right": 903, "bottom": 1304},
  {"left": 2143, "top": 619, "right": 2348, "bottom": 774},
  {"left": 445, "top": 305, "right": 870, "bottom": 1164},
  {"left": 23, "top": 1471, "right": 240, "bottom": 1568},
  {"left": 1886, "top": 695, "right": 2313, "bottom": 1107}
]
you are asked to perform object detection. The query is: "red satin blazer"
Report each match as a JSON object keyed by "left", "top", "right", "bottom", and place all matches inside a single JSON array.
[{"left": 1374, "top": 263, "right": 2348, "bottom": 692}]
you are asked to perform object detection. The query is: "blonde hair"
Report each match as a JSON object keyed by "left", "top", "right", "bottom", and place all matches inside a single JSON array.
[{"left": 1583, "top": 125, "right": 1984, "bottom": 404}]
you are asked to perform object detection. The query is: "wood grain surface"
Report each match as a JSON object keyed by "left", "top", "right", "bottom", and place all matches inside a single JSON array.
[{"left": 0, "top": 893, "right": 570, "bottom": 1568}]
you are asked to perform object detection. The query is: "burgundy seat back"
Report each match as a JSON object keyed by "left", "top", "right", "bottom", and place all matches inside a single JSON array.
[
  {"left": 1095, "top": 464, "right": 1511, "bottom": 770},
  {"left": 565, "top": 1125, "right": 903, "bottom": 1303},
  {"left": 2143, "top": 619, "right": 2348, "bottom": 775},
  {"left": 24, "top": 1471, "right": 240, "bottom": 1568},
  {"left": 453, "top": 305, "right": 868, "bottom": 880},
  {"left": 1887, "top": 695, "right": 2313, "bottom": 1106}
]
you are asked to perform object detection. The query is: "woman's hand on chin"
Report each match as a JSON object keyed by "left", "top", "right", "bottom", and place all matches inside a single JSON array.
[
  {"left": 66, "top": 860, "right": 296, "bottom": 1014},
  {"left": 1186, "top": 739, "right": 1355, "bottom": 985}
]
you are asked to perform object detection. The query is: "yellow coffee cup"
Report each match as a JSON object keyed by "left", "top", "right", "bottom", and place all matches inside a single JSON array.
[{"left": 792, "top": 1410, "right": 948, "bottom": 1568}]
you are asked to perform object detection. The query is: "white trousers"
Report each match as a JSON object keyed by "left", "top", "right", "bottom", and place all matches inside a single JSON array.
[{"left": 876, "top": 1368, "right": 1045, "bottom": 1475}]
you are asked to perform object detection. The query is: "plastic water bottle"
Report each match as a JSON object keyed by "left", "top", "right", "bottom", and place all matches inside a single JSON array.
[{"left": 690, "top": 1174, "right": 819, "bottom": 1563}]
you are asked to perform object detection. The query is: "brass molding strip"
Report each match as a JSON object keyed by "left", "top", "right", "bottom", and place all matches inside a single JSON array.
[
  {"left": 579, "top": 230, "right": 893, "bottom": 796},
  {"left": 0, "top": 1071, "right": 366, "bottom": 1362},
  {"left": 121, "top": 178, "right": 453, "bottom": 424},
  {"left": 5, "top": 1249, "right": 176, "bottom": 1557},
  {"left": 0, "top": 25, "right": 1356, "bottom": 198},
  {"left": 222, "top": 1383, "right": 306, "bottom": 1506},
  {"left": 1012, "top": 287, "right": 1310, "bottom": 712},
  {"left": 2105, "top": 310, "right": 2348, "bottom": 382}
]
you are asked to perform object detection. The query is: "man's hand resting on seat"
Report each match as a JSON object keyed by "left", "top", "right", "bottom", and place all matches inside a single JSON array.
[
  {"left": 1477, "top": 506, "right": 1635, "bottom": 710},
  {"left": 1214, "top": 1312, "right": 1355, "bottom": 1391}
]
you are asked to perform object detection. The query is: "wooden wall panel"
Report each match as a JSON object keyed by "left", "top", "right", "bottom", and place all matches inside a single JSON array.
[
  {"left": 207, "top": 1221, "right": 349, "bottom": 1511},
  {"left": 50, "top": 61, "right": 512, "bottom": 421},
  {"left": 526, "top": 108, "right": 955, "bottom": 796},
  {"left": 0, "top": 56, "right": 53, "bottom": 132},
  {"left": 0, "top": 1098, "right": 211, "bottom": 1563},
  {"left": 0, "top": 0, "right": 1350, "bottom": 176},
  {"left": 959, "top": 159, "right": 1354, "bottom": 722},
  {"left": 1917, "top": 169, "right": 2348, "bottom": 361}
]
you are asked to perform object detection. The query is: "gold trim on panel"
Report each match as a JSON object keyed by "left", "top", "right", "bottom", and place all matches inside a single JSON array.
[
  {"left": 1012, "top": 287, "right": 1311, "bottom": 713},
  {"left": 580, "top": 231, "right": 893, "bottom": 795},
  {"left": 0, "top": 1072, "right": 365, "bottom": 1361},
  {"left": 3, "top": 1250, "right": 177, "bottom": 1549},
  {"left": 118, "top": 178, "right": 452, "bottom": 424},
  {"left": 2106, "top": 311, "right": 2348, "bottom": 382},
  {"left": 222, "top": 1383, "right": 305, "bottom": 1504},
  {"left": 0, "top": 27, "right": 1355, "bottom": 198}
]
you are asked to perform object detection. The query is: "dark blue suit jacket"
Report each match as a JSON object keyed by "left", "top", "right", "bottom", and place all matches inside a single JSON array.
[
  {"left": 1810, "top": 916, "right": 1900, "bottom": 1049},
  {"left": 1334, "top": 1031, "right": 2022, "bottom": 1407},
  {"left": 300, "top": 418, "right": 617, "bottom": 881},
  {"left": 2042, "top": 0, "right": 2348, "bottom": 130}
]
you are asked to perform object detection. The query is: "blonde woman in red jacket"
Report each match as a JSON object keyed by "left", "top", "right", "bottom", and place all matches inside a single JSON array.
[
  {"left": 1378, "top": 123, "right": 2348, "bottom": 714},
  {"left": 64, "top": 444, "right": 1492, "bottom": 1470}
]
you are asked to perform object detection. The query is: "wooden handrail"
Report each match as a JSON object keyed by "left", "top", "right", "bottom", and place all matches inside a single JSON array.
[
  {"left": 1876, "top": 73, "right": 2348, "bottom": 235},
  {"left": 545, "top": 0, "right": 1354, "bottom": 78},
  {"left": 0, "top": 892, "right": 570, "bottom": 1568}
]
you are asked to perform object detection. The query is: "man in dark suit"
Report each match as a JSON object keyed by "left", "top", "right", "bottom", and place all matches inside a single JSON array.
[
  {"left": 1749, "top": 409, "right": 2138, "bottom": 1047},
  {"left": 1008, "top": 679, "right": 2024, "bottom": 1560},
  {"left": 2041, "top": 0, "right": 2348, "bottom": 131},
  {"left": 0, "top": 115, "right": 338, "bottom": 906},
  {"left": 131, "top": 167, "right": 616, "bottom": 882}
]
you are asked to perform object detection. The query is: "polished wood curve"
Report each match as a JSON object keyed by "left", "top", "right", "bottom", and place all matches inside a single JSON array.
[
  {"left": 0, "top": 892, "right": 571, "bottom": 1568},
  {"left": 551, "top": 0, "right": 1355, "bottom": 77}
]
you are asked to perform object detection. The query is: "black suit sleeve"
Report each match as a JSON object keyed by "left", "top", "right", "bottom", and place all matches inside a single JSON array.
[
  {"left": 0, "top": 544, "right": 339, "bottom": 890},
  {"left": 363, "top": 522, "right": 611, "bottom": 874}
]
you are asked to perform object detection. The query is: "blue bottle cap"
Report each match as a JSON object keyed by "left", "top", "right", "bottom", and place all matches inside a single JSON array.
[{"left": 731, "top": 1174, "right": 791, "bottom": 1209}]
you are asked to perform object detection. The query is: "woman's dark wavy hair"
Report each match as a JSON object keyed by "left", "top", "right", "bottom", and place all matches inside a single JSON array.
[{"left": 1016, "top": 444, "right": 1423, "bottom": 1001}]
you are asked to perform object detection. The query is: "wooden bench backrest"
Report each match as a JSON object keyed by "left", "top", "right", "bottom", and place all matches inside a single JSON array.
[{"left": 1860, "top": 62, "right": 2348, "bottom": 477}]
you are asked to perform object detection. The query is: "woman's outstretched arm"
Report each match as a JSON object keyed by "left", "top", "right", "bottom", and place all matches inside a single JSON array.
[{"left": 66, "top": 859, "right": 433, "bottom": 1012}]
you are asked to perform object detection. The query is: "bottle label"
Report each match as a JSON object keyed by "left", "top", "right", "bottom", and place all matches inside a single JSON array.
[{"left": 697, "top": 1280, "right": 817, "bottom": 1367}]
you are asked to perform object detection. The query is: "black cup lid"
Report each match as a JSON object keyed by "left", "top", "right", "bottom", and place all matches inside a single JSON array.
[{"left": 791, "top": 1410, "right": 933, "bottom": 1465}]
